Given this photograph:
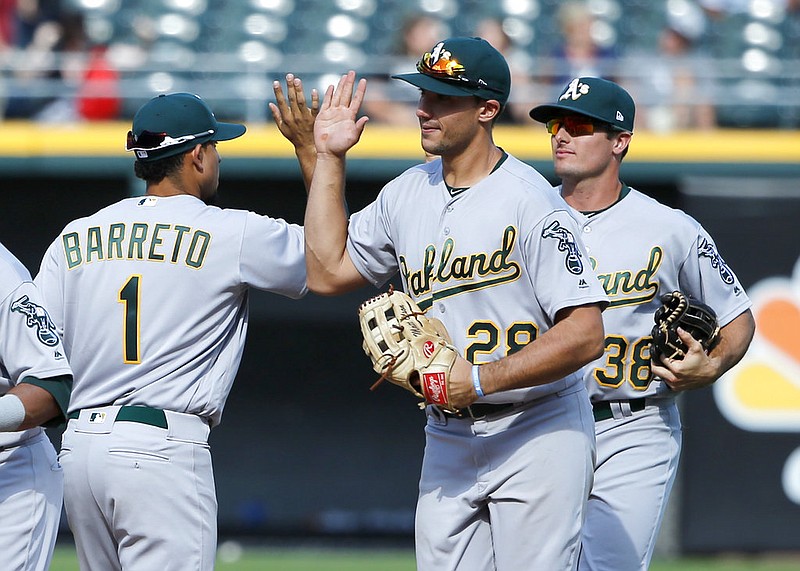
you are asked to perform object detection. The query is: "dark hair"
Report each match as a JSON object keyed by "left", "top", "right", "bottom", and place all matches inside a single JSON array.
[{"left": 133, "top": 151, "right": 186, "bottom": 183}]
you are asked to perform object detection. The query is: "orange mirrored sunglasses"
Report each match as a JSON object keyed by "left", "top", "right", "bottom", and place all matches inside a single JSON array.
[{"left": 545, "top": 116, "right": 599, "bottom": 136}]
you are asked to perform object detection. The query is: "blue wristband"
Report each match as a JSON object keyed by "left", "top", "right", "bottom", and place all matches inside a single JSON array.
[{"left": 471, "top": 365, "right": 484, "bottom": 397}]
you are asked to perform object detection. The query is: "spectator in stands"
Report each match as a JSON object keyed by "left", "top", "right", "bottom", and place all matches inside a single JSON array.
[
  {"left": 623, "top": 3, "right": 717, "bottom": 132},
  {"left": 3, "top": 0, "right": 64, "bottom": 118},
  {"left": 473, "top": 16, "right": 538, "bottom": 124},
  {"left": 75, "top": 43, "right": 120, "bottom": 121},
  {"left": 361, "top": 13, "right": 447, "bottom": 126},
  {"left": 543, "top": 1, "right": 619, "bottom": 90},
  {"left": 3, "top": 3, "right": 99, "bottom": 121},
  {"left": 699, "top": 0, "right": 798, "bottom": 20}
]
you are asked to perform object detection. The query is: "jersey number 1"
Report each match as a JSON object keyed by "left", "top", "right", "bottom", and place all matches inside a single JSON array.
[{"left": 118, "top": 275, "right": 141, "bottom": 364}]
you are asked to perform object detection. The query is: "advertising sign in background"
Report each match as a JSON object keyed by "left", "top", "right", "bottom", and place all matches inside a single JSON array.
[{"left": 679, "top": 178, "right": 800, "bottom": 552}]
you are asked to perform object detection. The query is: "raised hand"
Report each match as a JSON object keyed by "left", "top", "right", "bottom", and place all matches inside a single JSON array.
[
  {"left": 314, "top": 71, "right": 369, "bottom": 158},
  {"left": 269, "top": 73, "right": 319, "bottom": 149}
]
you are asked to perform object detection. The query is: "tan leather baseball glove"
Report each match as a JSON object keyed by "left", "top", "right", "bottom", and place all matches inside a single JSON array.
[{"left": 358, "top": 287, "right": 460, "bottom": 413}]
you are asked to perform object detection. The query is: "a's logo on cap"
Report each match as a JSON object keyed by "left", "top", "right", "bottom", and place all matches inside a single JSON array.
[
  {"left": 421, "top": 41, "right": 466, "bottom": 80},
  {"left": 616, "top": 110, "right": 624, "bottom": 121},
  {"left": 560, "top": 78, "right": 590, "bottom": 101}
]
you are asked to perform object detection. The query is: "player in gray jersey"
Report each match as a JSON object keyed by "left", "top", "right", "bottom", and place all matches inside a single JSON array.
[
  {"left": 0, "top": 241, "right": 72, "bottom": 571},
  {"left": 35, "top": 93, "right": 307, "bottom": 571},
  {"left": 281, "top": 38, "right": 608, "bottom": 570},
  {"left": 530, "top": 77, "right": 756, "bottom": 570}
]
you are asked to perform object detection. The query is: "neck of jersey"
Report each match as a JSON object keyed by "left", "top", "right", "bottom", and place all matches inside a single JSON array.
[
  {"left": 444, "top": 149, "right": 509, "bottom": 197},
  {"left": 580, "top": 183, "right": 630, "bottom": 218}
]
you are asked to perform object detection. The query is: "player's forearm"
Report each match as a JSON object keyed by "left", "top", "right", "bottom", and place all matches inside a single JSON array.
[
  {"left": 479, "top": 304, "right": 605, "bottom": 395},
  {"left": 5, "top": 383, "right": 61, "bottom": 430},
  {"left": 295, "top": 144, "right": 317, "bottom": 193},
  {"left": 709, "top": 309, "right": 756, "bottom": 378},
  {"left": 305, "top": 154, "right": 361, "bottom": 294}
]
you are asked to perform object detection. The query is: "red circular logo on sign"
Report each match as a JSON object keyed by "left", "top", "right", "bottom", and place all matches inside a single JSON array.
[{"left": 423, "top": 340, "right": 436, "bottom": 358}]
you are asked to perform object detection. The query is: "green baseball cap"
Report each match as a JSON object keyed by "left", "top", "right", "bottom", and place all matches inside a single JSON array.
[
  {"left": 392, "top": 37, "right": 511, "bottom": 106},
  {"left": 529, "top": 77, "right": 635, "bottom": 132},
  {"left": 127, "top": 93, "right": 246, "bottom": 162}
]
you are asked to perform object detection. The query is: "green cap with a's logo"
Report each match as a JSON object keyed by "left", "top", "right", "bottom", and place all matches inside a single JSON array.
[
  {"left": 529, "top": 77, "right": 635, "bottom": 132},
  {"left": 393, "top": 37, "right": 511, "bottom": 106},
  {"left": 128, "top": 93, "right": 246, "bottom": 162}
]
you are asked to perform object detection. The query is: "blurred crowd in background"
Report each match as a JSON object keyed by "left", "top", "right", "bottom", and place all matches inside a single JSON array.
[{"left": 0, "top": 0, "right": 799, "bottom": 131}]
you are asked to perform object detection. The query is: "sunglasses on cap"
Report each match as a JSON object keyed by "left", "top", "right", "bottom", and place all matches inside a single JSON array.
[
  {"left": 545, "top": 116, "right": 615, "bottom": 137},
  {"left": 125, "top": 129, "right": 215, "bottom": 152},
  {"left": 416, "top": 51, "right": 505, "bottom": 95}
]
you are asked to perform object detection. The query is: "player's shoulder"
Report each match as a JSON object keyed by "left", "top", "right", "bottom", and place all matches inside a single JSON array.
[
  {"left": 0, "top": 242, "right": 33, "bottom": 300},
  {"left": 377, "top": 158, "right": 443, "bottom": 202},
  {"left": 624, "top": 186, "right": 702, "bottom": 228},
  {"left": 391, "top": 158, "right": 441, "bottom": 184},
  {"left": 497, "top": 153, "right": 552, "bottom": 189},
  {"left": 57, "top": 196, "right": 143, "bottom": 231},
  {"left": 496, "top": 154, "right": 568, "bottom": 213}
]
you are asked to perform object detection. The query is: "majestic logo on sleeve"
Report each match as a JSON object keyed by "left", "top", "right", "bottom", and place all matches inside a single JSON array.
[
  {"left": 542, "top": 220, "right": 584, "bottom": 275},
  {"left": 400, "top": 226, "right": 521, "bottom": 310},
  {"left": 698, "top": 238, "right": 735, "bottom": 285},
  {"left": 11, "top": 295, "right": 60, "bottom": 346}
]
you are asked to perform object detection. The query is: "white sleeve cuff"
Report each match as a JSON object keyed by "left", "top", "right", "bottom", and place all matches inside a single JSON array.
[{"left": 0, "top": 394, "right": 26, "bottom": 432}]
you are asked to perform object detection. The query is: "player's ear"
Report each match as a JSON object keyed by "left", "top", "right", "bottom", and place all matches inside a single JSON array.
[
  {"left": 478, "top": 99, "right": 501, "bottom": 123},
  {"left": 189, "top": 144, "right": 205, "bottom": 172},
  {"left": 612, "top": 131, "right": 631, "bottom": 157}
]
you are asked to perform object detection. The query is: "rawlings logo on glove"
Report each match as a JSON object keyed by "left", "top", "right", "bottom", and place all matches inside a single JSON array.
[
  {"left": 358, "top": 287, "right": 460, "bottom": 413},
  {"left": 650, "top": 290, "right": 720, "bottom": 360}
]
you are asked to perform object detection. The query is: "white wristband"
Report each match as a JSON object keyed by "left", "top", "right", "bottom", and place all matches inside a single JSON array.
[
  {"left": 0, "top": 394, "right": 26, "bottom": 432},
  {"left": 471, "top": 365, "right": 485, "bottom": 397}
]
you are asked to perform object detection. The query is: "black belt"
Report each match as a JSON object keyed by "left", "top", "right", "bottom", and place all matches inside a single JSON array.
[
  {"left": 68, "top": 405, "right": 168, "bottom": 429},
  {"left": 443, "top": 402, "right": 517, "bottom": 420},
  {"left": 592, "top": 398, "right": 647, "bottom": 422}
]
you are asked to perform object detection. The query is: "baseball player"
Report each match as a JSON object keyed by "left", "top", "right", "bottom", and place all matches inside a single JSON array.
[
  {"left": 0, "top": 241, "right": 73, "bottom": 571},
  {"left": 34, "top": 93, "right": 307, "bottom": 571},
  {"left": 529, "top": 77, "right": 756, "bottom": 570},
  {"left": 285, "top": 38, "right": 609, "bottom": 570}
]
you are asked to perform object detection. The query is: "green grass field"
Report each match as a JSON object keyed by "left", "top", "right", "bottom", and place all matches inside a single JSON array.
[{"left": 49, "top": 545, "right": 800, "bottom": 571}]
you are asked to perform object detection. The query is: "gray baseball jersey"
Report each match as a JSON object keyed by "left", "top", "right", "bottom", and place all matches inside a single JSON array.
[
  {"left": 566, "top": 185, "right": 752, "bottom": 571},
  {"left": 34, "top": 194, "right": 306, "bottom": 571},
  {"left": 571, "top": 186, "right": 751, "bottom": 404},
  {"left": 0, "top": 241, "right": 72, "bottom": 571},
  {"left": 36, "top": 195, "right": 306, "bottom": 426},
  {"left": 348, "top": 153, "right": 608, "bottom": 402},
  {"left": 347, "top": 153, "right": 608, "bottom": 569}
]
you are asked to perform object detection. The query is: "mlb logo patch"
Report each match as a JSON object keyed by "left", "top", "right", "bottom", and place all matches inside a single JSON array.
[
  {"left": 422, "top": 372, "right": 448, "bottom": 406},
  {"left": 138, "top": 196, "right": 159, "bottom": 207},
  {"left": 88, "top": 412, "right": 107, "bottom": 424}
]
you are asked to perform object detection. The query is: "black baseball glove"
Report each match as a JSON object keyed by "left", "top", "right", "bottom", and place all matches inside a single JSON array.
[{"left": 650, "top": 291, "right": 720, "bottom": 360}]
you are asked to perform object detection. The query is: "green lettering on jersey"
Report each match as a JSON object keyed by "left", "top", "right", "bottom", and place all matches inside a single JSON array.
[
  {"left": 128, "top": 223, "right": 148, "bottom": 259},
  {"left": 172, "top": 225, "right": 191, "bottom": 263},
  {"left": 401, "top": 225, "right": 521, "bottom": 310},
  {"left": 148, "top": 224, "right": 171, "bottom": 261},
  {"left": 61, "top": 222, "right": 211, "bottom": 270},
  {"left": 86, "top": 226, "right": 103, "bottom": 263},
  {"left": 185, "top": 230, "right": 211, "bottom": 268},
  {"left": 108, "top": 223, "right": 125, "bottom": 259},
  {"left": 595, "top": 246, "right": 663, "bottom": 308},
  {"left": 63, "top": 232, "right": 82, "bottom": 269}
]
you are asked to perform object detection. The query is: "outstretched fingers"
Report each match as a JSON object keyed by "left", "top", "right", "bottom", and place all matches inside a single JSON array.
[{"left": 351, "top": 77, "right": 367, "bottom": 114}]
